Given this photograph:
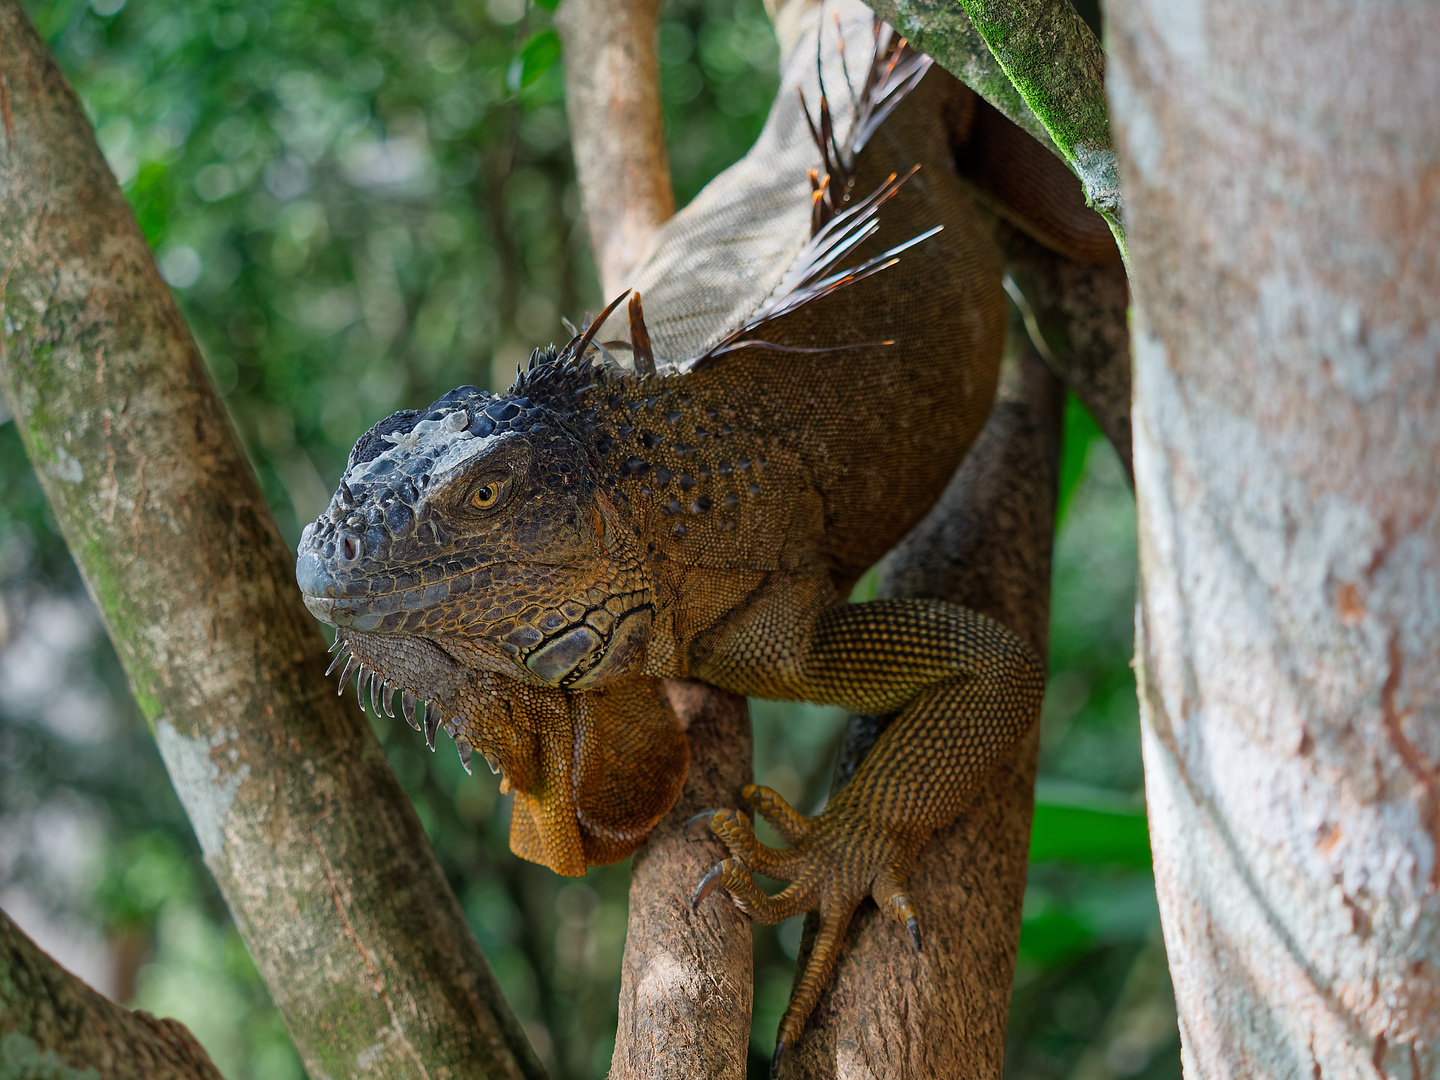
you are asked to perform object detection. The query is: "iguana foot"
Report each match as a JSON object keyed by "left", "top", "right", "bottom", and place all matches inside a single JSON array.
[{"left": 692, "top": 783, "right": 924, "bottom": 1050}]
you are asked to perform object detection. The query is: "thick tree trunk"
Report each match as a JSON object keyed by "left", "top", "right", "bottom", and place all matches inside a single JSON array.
[
  {"left": 0, "top": 5, "right": 542, "bottom": 1077},
  {"left": 1, "top": 909, "right": 226, "bottom": 1080},
  {"left": 1109, "top": 1, "right": 1440, "bottom": 1075}
]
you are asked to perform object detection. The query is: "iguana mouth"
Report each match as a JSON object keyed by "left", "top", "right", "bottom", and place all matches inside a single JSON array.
[{"left": 303, "top": 580, "right": 653, "bottom": 689}]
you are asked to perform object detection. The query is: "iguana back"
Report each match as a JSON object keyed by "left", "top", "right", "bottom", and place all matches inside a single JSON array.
[{"left": 578, "top": 3, "right": 1004, "bottom": 587}]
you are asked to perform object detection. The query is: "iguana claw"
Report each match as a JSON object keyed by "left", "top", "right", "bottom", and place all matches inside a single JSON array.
[
  {"left": 771, "top": 1037, "right": 788, "bottom": 1076},
  {"left": 693, "top": 784, "right": 927, "bottom": 1053},
  {"left": 683, "top": 809, "right": 721, "bottom": 841},
  {"left": 690, "top": 861, "right": 726, "bottom": 910}
]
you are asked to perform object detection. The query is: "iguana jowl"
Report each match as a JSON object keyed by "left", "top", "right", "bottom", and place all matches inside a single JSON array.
[{"left": 296, "top": 1, "right": 1111, "bottom": 1052}]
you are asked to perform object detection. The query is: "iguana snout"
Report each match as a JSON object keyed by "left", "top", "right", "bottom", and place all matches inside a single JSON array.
[{"left": 297, "top": 382, "right": 655, "bottom": 689}]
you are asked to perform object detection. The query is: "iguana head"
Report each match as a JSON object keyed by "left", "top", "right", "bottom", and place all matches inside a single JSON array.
[
  {"left": 296, "top": 378, "right": 684, "bottom": 875},
  {"left": 296, "top": 382, "right": 653, "bottom": 691}
]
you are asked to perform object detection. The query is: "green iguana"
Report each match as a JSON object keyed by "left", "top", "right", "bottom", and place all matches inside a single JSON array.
[{"left": 296, "top": 0, "right": 1114, "bottom": 1054}]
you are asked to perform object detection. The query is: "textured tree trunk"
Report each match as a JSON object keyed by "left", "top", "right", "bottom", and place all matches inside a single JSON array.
[
  {"left": 0, "top": 5, "right": 542, "bottom": 1077},
  {"left": 610, "top": 683, "right": 755, "bottom": 1080},
  {"left": 1109, "top": 1, "right": 1440, "bottom": 1075},
  {"left": 1, "top": 909, "right": 226, "bottom": 1080}
]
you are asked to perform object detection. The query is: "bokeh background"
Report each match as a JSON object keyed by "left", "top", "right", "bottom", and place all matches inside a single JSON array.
[{"left": 0, "top": 0, "right": 1176, "bottom": 1076}]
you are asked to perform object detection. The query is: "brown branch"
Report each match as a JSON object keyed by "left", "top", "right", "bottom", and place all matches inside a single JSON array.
[
  {"left": 611, "top": 683, "right": 754, "bottom": 1080},
  {"left": 0, "top": 4, "right": 544, "bottom": 1077},
  {"left": 554, "top": 0, "right": 674, "bottom": 297},
  {"left": 1, "top": 908, "right": 226, "bottom": 1080},
  {"left": 554, "top": 0, "right": 755, "bottom": 1073},
  {"left": 783, "top": 351, "right": 1062, "bottom": 1078},
  {"left": 1001, "top": 225, "right": 1133, "bottom": 482}
]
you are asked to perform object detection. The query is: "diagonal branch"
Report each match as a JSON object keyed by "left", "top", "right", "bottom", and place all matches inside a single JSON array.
[
  {"left": 1001, "top": 224, "right": 1133, "bottom": 481},
  {"left": 0, "top": 4, "right": 543, "bottom": 1077},
  {"left": 783, "top": 349, "right": 1063, "bottom": 1078},
  {"left": 1, "top": 908, "right": 227, "bottom": 1080}
]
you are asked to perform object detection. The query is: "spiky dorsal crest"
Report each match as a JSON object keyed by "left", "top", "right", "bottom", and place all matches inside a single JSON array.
[{"left": 527, "top": 18, "right": 935, "bottom": 386}]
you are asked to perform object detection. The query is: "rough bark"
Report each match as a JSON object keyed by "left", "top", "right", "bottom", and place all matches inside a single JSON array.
[
  {"left": 782, "top": 351, "right": 1061, "bottom": 1079},
  {"left": 1109, "top": 1, "right": 1440, "bottom": 1075},
  {"left": 610, "top": 684, "right": 754, "bottom": 1080},
  {"left": 0, "top": 6, "right": 543, "bottom": 1078},
  {"left": 554, "top": 0, "right": 674, "bottom": 298},
  {"left": 861, "top": 0, "right": 1125, "bottom": 258},
  {"left": 1, "top": 908, "right": 227, "bottom": 1080}
]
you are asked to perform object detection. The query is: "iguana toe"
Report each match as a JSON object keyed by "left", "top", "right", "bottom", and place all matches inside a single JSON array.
[
  {"left": 741, "top": 783, "right": 810, "bottom": 845},
  {"left": 694, "top": 793, "right": 929, "bottom": 1052}
]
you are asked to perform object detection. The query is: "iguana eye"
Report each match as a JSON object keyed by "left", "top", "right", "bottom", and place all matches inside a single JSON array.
[{"left": 471, "top": 480, "right": 503, "bottom": 510}]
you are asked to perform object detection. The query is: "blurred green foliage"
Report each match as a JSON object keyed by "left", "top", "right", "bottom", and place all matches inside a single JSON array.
[{"left": 0, "top": 0, "right": 1175, "bottom": 1077}]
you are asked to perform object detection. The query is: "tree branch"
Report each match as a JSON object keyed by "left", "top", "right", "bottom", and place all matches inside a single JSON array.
[
  {"left": 1, "top": 909, "right": 226, "bottom": 1080},
  {"left": 783, "top": 350, "right": 1062, "bottom": 1078},
  {"left": 1001, "top": 225, "right": 1133, "bottom": 481},
  {"left": 556, "top": 1, "right": 757, "bottom": 1073},
  {"left": 611, "top": 683, "right": 754, "bottom": 1080},
  {"left": 555, "top": 0, "right": 674, "bottom": 297},
  {"left": 0, "top": 5, "right": 543, "bottom": 1077},
  {"left": 861, "top": 0, "right": 1126, "bottom": 260}
]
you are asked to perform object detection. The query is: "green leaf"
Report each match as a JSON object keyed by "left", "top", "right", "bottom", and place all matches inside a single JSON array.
[
  {"left": 532, "top": 0, "right": 560, "bottom": 9},
  {"left": 516, "top": 29, "right": 561, "bottom": 89},
  {"left": 1017, "top": 906, "right": 1092, "bottom": 966},
  {"left": 1030, "top": 783, "right": 1151, "bottom": 868}
]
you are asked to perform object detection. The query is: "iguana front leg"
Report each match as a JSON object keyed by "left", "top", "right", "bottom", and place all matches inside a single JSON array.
[{"left": 690, "top": 590, "right": 1046, "bottom": 1053}]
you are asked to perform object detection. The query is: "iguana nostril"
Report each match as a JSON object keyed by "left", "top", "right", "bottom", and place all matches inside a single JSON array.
[{"left": 337, "top": 532, "right": 361, "bottom": 567}]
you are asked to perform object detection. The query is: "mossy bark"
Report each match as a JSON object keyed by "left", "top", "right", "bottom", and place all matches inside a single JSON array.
[
  {"left": 1, "top": 909, "right": 226, "bottom": 1080},
  {"left": 863, "top": 0, "right": 1126, "bottom": 260},
  {"left": 860, "top": 0, "right": 1053, "bottom": 150},
  {"left": 0, "top": 4, "right": 542, "bottom": 1077}
]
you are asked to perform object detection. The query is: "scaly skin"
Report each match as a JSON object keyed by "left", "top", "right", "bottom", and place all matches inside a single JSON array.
[{"left": 295, "top": 4, "right": 1096, "bottom": 1051}]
